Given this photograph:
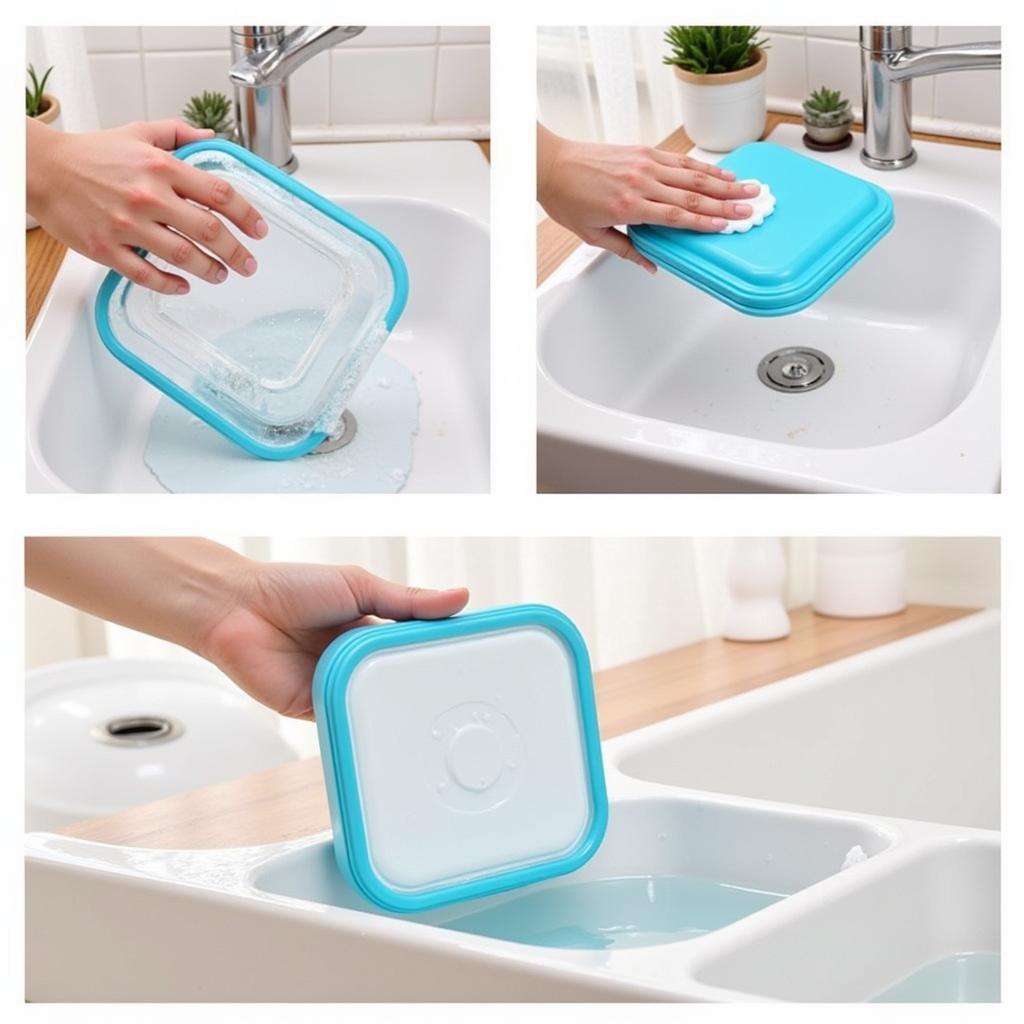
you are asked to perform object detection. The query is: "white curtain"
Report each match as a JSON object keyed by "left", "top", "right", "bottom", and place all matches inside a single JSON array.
[
  {"left": 25, "top": 26, "right": 99, "bottom": 132},
  {"left": 538, "top": 26, "right": 682, "bottom": 145}
]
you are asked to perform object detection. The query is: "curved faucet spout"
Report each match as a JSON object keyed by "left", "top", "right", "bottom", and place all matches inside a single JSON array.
[
  {"left": 229, "top": 26, "right": 364, "bottom": 88},
  {"left": 859, "top": 26, "right": 1001, "bottom": 170},
  {"left": 227, "top": 26, "right": 366, "bottom": 173},
  {"left": 886, "top": 42, "right": 1001, "bottom": 82}
]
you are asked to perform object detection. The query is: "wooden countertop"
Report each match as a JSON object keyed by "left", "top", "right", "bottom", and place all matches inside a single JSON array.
[
  {"left": 58, "top": 604, "right": 975, "bottom": 849},
  {"left": 25, "top": 139, "right": 491, "bottom": 336},
  {"left": 537, "top": 112, "right": 999, "bottom": 285}
]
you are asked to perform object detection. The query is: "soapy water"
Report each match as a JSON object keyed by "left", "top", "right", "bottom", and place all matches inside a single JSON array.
[
  {"left": 440, "top": 875, "right": 785, "bottom": 950},
  {"left": 871, "top": 952, "right": 1000, "bottom": 1003},
  {"left": 144, "top": 351, "right": 418, "bottom": 493}
]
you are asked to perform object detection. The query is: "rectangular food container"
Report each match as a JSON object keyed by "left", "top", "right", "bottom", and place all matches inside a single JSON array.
[
  {"left": 628, "top": 141, "right": 893, "bottom": 316},
  {"left": 95, "top": 139, "right": 408, "bottom": 459},
  {"left": 312, "top": 604, "right": 608, "bottom": 913}
]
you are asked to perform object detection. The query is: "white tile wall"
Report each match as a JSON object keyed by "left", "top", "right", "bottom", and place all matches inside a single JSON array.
[
  {"left": 760, "top": 25, "right": 1000, "bottom": 131},
  {"left": 84, "top": 25, "right": 490, "bottom": 132}
]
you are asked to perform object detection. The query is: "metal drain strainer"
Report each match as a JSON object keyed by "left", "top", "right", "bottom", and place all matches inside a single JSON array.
[
  {"left": 310, "top": 410, "right": 358, "bottom": 454},
  {"left": 757, "top": 347, "right": 834, "bottom": 393}
]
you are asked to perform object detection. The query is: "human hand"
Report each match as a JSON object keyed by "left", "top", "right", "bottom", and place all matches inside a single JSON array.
[
  {"left": 537, "top": 124, "right": 761, "bottom": 272},
  {"left": 198, "top": 561, "right": 470, "bottom": 720},
  {"left": 26, "top": 118, "right": 268, "bottom": 295}
]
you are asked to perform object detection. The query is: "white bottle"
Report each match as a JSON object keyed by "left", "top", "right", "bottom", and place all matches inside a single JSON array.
[
  {"left": 813, "top": 538, "right": 907, "bottom": 618},
  {"left": 722, "top": 538, "right": 791, "bottom": 642}
]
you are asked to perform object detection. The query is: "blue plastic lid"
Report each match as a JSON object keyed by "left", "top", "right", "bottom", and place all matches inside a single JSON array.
[
  {"left": 312, "top": 604, "right": 608, "bottom": 913},
  {"left": 95, "top": 140, "right": 409, "bottom": 460},
  {"left": 629, "top": 142, "right": 893, "bottom": 316}
]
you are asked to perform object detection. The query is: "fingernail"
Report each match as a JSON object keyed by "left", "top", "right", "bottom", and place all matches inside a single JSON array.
[
  {"left": 243, "top": 257, "right": 258, "bottom": 275},
  {"left": 645, "top": 264, "right": 658, "bottom": 275},
  {"left": 215, "top": 267, "right": 228, "bottom": 283},
  {"left": 176, "top": 283, "right": 189, "bottom": 295},
  {"left": 734, "top": 203, "right": 752, "bottom": 216},
  {"left": 743, "top": 183, "right": 760, "bottom": 196},
  {"left": 253, "top": 218, "right": 268, "bottom": 239},
  {"left": 712, "top": 217, "right": 728, "bottom": 229}
]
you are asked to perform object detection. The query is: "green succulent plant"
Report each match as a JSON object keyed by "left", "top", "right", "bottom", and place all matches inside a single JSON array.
[
  {"left": 663, "top": 26, "right": 767, "bottom": 75},
  {"left": 26, "top": 64, "right": 54, "bottom": 117},
  {"left": 803, "top": 86, "right": 851, "bottom": 117},
  {"left": 182, "top": 90, "right": 234, "bottom": 135}
]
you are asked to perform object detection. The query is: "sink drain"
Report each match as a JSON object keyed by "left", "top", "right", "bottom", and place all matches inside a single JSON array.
[
  {"left": 310, "top": 409, "right": 358, "bottom": 454},
  {"left": 91, "top": 715, "right": 184, "bottom": 747},
  {"left": 757, "top": 347, "right": 834, "bottom": 393}
]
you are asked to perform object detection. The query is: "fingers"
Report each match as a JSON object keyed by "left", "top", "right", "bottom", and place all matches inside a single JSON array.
[
  {"left": 134, "top": 118, "right": 215, "bottom": 151},
  {"left": 647, "top": 148, "right": 736, "bottom": 182},
  {"left": 658, "top": 165, "right": 761, "bottom": 201},
  {"left": 345, "top": 567, "right": 470, "bottom": 622},
  {"left": 649, "top": 182, "right": 753, "bottom": 221},
  {"left": 588, "top": 227, "right": 657, "bottom": 274},
  {"left": 137, "top": 224, "right": 230, "bottom": 285},
  {"left": 108, "top": 246, "right": 190, "bottom": 295},
  {"left": 639, "top": 200, "right": 729, "bottom": 233},
  {"left": 170, "top": 161, "right": 269, "bottom": 242},
  {"left": 163, "top": 198, "right": 259, "bottom": 279}
]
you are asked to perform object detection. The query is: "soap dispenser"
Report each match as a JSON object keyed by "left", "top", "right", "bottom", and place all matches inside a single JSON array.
[{"left": 722, "top": 538, "right": 791, "bottom": 642}]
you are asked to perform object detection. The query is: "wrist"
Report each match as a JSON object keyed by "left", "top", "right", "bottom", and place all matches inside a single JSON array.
[
  {"left": 537, "top": 124, "right": 565, "bottom": 208},
  {"left": 164, "top": 540, "right": 254, "bottom": 658},
  {"left": 26, "top": 117, "right": 63, "bottom": 218}
]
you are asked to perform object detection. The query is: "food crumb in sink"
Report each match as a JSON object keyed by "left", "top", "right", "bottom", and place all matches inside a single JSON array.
[{"left": 144, "top": 352, "right": 419, "bottom": 493}]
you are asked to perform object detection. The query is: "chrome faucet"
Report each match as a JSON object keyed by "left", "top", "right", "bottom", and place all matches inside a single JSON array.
[
  {"left": 859, "top": 26, "right": 1000, "bottom": 170},
  {"left": 229, "top": 26, "right": 365, "bottom": 173}
]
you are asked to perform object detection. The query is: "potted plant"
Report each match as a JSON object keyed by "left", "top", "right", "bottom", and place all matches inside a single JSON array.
[
  {"left": 26, "top": 64, "right": 59, "bottom": 125},
  {"left": 802, "top": 86, "right": 854, "bottom": 147},
  {"left": 182, "top": 90, "right": 235, "bottom": 141},
  {"left": 664, "top": 26, "right": 768, "bottom": 152}
]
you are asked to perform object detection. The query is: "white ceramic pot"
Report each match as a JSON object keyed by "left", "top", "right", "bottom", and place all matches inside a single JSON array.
[
  {"left": 813, "top": 538, "right": 908, "bottom": 619},
  {"left": 673, "top": 48, "right": 767, "bottom": 152}
]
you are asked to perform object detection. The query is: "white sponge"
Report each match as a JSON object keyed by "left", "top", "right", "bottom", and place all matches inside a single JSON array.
[{"left": 718, "top": 179, "right": 776, "bottom": 234}]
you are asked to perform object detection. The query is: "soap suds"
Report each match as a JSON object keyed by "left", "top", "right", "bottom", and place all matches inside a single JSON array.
[
  {"left": 840, "top": 844, "right": 868, "bottom": 871},
  {"left": 718, "top": 180, "right": 776, "bottom": 234},
  {"left": 144, "top": 352, "right": 418, "bottom": 493}
]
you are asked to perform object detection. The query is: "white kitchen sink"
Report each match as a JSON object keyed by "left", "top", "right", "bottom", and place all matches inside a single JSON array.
[
  {"left": 26, "top": 141, "right": 489, "bottom": 493},
  {"left": 537, "top": 124, "right": 1000, "bottom": 492},
  {"left": 25, "top": 612, "right": 1000, "bottom": 1001}
]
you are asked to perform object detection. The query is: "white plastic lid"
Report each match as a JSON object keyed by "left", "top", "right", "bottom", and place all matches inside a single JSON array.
[{"left": 313, "top": 606, "right": 608, "bottom": 912}]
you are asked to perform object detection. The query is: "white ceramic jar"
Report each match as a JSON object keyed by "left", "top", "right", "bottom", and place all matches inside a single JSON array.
[
  {"left": 813, "top": 538, "right": 908, "bottom": 619},
  {"left": 673, "top": 48, "right": 767, "bottom": 152}
]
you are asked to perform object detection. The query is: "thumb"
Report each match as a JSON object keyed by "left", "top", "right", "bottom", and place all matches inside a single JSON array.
[
  {"left": 344, "top": 567, "right": 469, "bottom": 622},
  {"left": 589, "top": 226, "right": 657, "bottom": 274},
  {"left": 134, "top": 118, "right": 215, "bottom": 151}
]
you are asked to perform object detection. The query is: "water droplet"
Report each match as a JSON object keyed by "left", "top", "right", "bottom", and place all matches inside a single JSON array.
[
  {"left": 377, "top": 376, "right": 392, "bottom": 389},
  {"left": 506, "top": 760, "right": 517, "bottom": 769}
]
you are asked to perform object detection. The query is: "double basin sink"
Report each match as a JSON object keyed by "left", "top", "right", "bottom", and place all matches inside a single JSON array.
[{"left": 26, "top": 612, "right": 999, "bottom": 1001}]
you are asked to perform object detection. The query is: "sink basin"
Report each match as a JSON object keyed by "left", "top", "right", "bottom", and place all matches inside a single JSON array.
[
  {"left": 25, "top": 613, "right": 1000, "bottom": 1001},
  {"left": 538, "top": 124, "right": 1000, "bottom": 492},
  {"left": 613, "top": 611, "right": 1000, "bottom": 830},
  {"left": 27, "top": 141, "right": 489, "bottom": 492},
  {"left": 690, "top": 836, "right": 999, "bottom": 1003}
]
